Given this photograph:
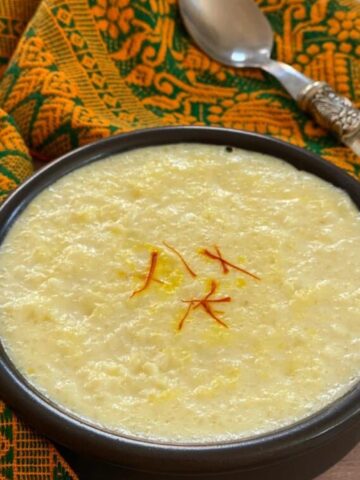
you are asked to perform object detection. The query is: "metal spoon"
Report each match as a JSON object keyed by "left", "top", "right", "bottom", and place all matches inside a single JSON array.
[{"left": 179, "top": 0, "right": 360, "bottom": 155}]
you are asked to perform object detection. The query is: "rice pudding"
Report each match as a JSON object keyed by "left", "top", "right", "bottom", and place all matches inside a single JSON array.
[{"left": 0, "top": 144, "right": 359, "bottom": 442}]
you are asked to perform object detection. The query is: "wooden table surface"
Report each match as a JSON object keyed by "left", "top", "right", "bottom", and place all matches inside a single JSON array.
[{"left": 317, "top": 443, "right": 359, "bottom": 479}]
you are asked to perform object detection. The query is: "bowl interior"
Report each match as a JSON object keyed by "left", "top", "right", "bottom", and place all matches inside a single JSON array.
[{"left": 0, "top": 127, "right": 359, "bottom": 472}]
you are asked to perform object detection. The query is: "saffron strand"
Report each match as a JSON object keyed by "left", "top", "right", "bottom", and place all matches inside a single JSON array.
[
  {"left": 202, "top": 247, "right": 260, "bottom": 280},
  {"left": 179, "top": 280, "right": 230, "bottom": 330},
  {"left": 163, "top": 241, "right": 197, "bottom": 278},
  {"left": 200, "top": 302, "right": 228, "bottom": 328},
  {"left": 206, "top": 297, "right": 231, "bottom": 303},
  {"left": 131, "top": 251, "right": 159, "bottom": 298},
  {"left": 215, "top": 245, "right": 229, "bottom": 274},
  {"left": 178, "top": 302, "right": 194, "bottom": 331}
]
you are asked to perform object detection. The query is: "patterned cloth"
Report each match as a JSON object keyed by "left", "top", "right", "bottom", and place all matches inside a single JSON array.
[{"left": 0, "top": 0, "right": 359, "bottom": 478}]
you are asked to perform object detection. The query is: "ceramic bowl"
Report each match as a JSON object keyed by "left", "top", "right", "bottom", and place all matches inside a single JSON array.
[{"left": 0, "top": 127, "right": 359, "bottom": 480}]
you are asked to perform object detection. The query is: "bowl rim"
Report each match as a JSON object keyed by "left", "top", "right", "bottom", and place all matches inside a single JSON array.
[{"left": 0, "top": 126, "right": 359, "bottom": 474}]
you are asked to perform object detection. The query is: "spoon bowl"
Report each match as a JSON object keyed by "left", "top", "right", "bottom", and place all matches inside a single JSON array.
[{"left": 180, "top": 0, "right": 273, "bottom": 68}]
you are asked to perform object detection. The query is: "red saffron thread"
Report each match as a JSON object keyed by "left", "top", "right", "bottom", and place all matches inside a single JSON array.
[
  {"left": 215, "top": 245, "right": 229, "bottom": 274},
  {"left": 199, "top": 302, "right": 228, "bottom": 328},
  {"left": 131, "top": 251, "right": 160, "bottom": 298},
  {"left": 202, "top": 246, "right": 260, "bottom": 281},
  {"left": 163, "top": 241, "right": 197, "bottom": 278},
  {"left": 178, "top": 302, "right": 193, "bottom": 331},
  {"left": 179, "top": 280, "right": 230, "bottom": 330}
]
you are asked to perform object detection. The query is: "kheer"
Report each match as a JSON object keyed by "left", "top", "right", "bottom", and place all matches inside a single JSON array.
[{"left": 0, "top": 144, "right": 359, "bottom": 442}]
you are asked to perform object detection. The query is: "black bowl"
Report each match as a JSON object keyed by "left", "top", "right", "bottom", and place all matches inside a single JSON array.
[{"left": 0, "top": 127, "right": 359, "bottom": 480}]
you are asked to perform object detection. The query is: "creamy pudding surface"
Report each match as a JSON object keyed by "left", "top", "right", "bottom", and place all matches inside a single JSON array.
[{"left": 0, "top": 144, "right": 359, "bottom": 442}]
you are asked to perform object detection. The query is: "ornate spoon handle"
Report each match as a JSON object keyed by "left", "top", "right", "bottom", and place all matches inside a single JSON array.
[
  {"left": 298, "top": 82, "right": 360, "bottom": 155},
  {"left": 263, "top": 61, "right": 360, "bottom": 155}
]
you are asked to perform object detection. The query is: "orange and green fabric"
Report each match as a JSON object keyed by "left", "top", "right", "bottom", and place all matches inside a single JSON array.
[{"left": 0, "top": 0, "right": 359, "bottom": 478}]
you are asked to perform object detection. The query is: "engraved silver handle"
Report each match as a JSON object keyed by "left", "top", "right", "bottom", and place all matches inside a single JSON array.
[
  {"left": 298, "top": 82, "right": 360, "bottom": 156},
  {"left": 263, "top": 61, "right": 360, "bottom": 156}
]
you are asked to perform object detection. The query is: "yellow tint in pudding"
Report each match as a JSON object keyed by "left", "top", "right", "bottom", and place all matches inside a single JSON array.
[{"left": 0, "top": 144, "right": 359, "bottom": 442}]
